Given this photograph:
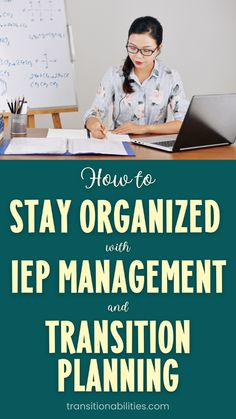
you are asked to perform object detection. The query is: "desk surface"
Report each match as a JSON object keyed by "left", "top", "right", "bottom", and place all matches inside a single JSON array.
[{"left": 1, "top": 128, "right": 236, "bottom": 160}]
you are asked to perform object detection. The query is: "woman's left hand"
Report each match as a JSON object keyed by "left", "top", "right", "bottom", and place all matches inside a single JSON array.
[{"left": 113, "top": 122, "right": 146, "bottom": 135}]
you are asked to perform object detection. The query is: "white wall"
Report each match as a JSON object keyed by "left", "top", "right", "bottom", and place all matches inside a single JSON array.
[{"left": 38, "top": 0, "right": 236, "bottom": 128}]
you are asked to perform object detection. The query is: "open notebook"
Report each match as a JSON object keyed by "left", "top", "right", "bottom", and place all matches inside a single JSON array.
[{"left": 2, "top": 131, "right": 134, "bottom": 156}]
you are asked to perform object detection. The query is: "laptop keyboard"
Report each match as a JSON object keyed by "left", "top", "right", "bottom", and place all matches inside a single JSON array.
[{"left": 153, "top": 139, "right": 175, "bottom": 148}]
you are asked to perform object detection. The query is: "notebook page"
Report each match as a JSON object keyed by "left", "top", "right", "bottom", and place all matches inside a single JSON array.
[
  {"left": 4, "top": 137, "right": 67, "bottom": 155},
  {"left": 68, "top": 138, "right": 129, "bottom": 155},
  {"left": 47, "top": 128, "right": 88, "bottom": 139},
  {"left": 47, "top": 129, "right": 131, "bottom": 142},
  {"left": 105, "top": 132, "right": 131, "bottom": 142}
]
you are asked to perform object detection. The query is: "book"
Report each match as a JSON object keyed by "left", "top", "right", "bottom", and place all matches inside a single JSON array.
[{"left": 2, "top": 136, "right": 134, "bottom": 156}]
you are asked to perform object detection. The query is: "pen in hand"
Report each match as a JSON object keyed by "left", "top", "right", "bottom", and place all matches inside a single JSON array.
[
  {"left": 97, "top": 109, "right": 108, "bottom": 139},
  {"left": 100, "top": 123, "right": 108, "bottom": 138},
  {"left": 86, "top": 111, "right": 108, "bottom": 139}
]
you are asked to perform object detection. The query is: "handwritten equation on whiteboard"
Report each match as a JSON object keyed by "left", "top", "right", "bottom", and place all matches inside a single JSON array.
[{"left": 0, "top": 0, "right": 77, "bottom": 110}]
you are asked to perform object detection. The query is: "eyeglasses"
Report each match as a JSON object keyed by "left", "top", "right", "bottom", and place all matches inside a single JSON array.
[{"left": 126, "top": 44, "right": 158, "bottom": 56}]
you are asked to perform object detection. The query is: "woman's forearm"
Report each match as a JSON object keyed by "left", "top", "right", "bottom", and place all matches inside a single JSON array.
[{"left": 146, "top": 120, "right": 182, "bottom": 135}]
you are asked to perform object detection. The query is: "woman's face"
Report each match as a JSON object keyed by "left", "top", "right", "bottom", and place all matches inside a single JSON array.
[{"left": 127, "top": 33, "right": 159, "bottom": 71}]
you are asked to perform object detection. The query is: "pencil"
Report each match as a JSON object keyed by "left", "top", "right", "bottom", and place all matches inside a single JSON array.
[
  {"left": 17, "top": 97, "right": 25, "bottom": 114},
  {"left": 7, "top": 100, "right": 13, "bottom": 113}
]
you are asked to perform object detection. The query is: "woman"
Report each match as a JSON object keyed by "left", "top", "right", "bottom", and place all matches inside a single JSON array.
[{"left": 84, "top": 16, "right": 188, "bottom": 139}]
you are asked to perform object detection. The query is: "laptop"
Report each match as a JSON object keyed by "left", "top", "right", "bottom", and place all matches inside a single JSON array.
[{"left": 131, "top": 94, "right": 236, "bottom": 152}]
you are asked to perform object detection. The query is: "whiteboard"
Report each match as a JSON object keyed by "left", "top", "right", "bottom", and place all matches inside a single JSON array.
[{"left": 0, "top": 0, "right": 77, "bottom": 111}]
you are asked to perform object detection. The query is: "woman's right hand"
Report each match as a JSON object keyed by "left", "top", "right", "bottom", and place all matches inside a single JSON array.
[{"left": 86, "top": 118, "right": 108, "bottom": 139}]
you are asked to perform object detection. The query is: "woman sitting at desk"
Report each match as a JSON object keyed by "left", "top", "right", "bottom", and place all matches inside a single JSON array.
[{"left": 84, "top": 16, "right": 189, "bottom": 139}]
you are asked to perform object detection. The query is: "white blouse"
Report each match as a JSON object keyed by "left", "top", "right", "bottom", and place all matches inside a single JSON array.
[{"left": 84, "top": 60, "right": 189, "bottom": 128}]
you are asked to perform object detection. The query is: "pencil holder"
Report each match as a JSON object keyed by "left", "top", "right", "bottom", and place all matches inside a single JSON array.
[{"left": 10, "top": 113, "right": 27, "bottom": 136}]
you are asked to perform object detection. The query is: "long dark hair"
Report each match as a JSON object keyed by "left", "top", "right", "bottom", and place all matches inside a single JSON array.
[{"left": 123, "top": 16, "right": 163, "bottom": 94}]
